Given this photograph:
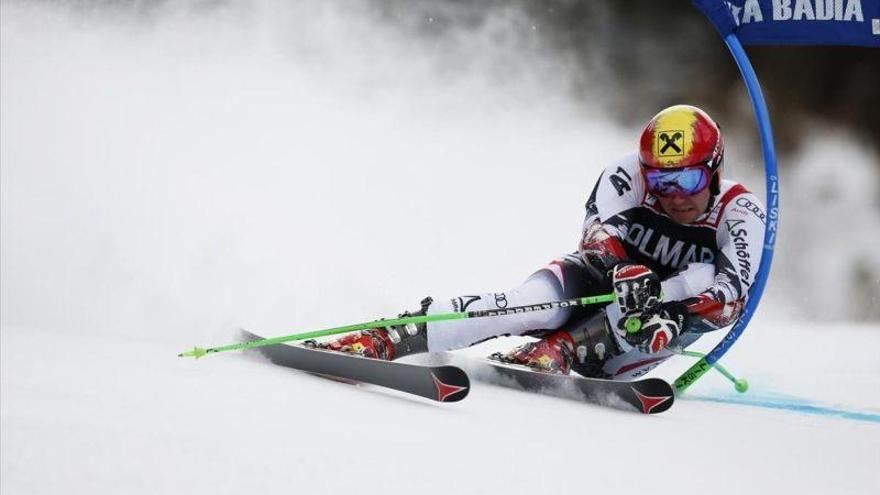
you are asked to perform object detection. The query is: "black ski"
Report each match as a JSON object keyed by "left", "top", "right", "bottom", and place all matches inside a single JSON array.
[
  {"left": 240, "top": 330, "right": 469, "bottom": 403},
  {"left": 443, "top": 356, "right": 673, "bottom": 414}
]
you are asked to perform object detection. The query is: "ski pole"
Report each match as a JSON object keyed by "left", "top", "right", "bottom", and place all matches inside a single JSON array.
[
  {"left": 672, "top": 349, "right": 748, "bottom": 393},
  {"left": 178, "top": 293, "right": 616, "bottom": 359}
]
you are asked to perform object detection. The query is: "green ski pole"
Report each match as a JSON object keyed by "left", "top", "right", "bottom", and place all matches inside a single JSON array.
[
  {"left": 672, "top": 349, "right": 748, "bottom": 393},
  {"left": 178, "top": 293, "right": 615, "bottom": 359}
]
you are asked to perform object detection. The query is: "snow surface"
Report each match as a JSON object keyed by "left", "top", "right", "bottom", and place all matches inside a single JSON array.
[
  {"left": 2, "top": 2, "right": 878, "bottom": 494},
  {"left": 2, "top": 322, "right": 879, "bottom": 495}
]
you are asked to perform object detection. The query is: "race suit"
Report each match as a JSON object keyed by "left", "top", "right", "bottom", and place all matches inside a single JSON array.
[{"left": 424, "top": 152, "right": 766, "bottom": 379}]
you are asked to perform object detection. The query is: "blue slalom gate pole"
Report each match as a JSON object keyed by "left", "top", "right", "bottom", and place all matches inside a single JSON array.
[{"left": 674, "top": 32, "right": 780, "bottom": 393}]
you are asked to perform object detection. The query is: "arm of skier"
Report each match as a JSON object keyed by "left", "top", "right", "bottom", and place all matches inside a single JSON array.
[
  {"left": 578, "top": 155, "right": 644, "bottom": 272},
  {"left": 609, "top": 191, "right": 766, "bottom": 352},
  {"left": 681, "top": 192, "right": 766, "bottom": 332}
]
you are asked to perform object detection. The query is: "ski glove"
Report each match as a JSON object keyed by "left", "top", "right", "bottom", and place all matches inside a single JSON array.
[
  {"left": 622, "top": 302, "right": 690, "bottom": 354},
  {"left": 611, "top": 262, "right": 661, "bottom": 330}
]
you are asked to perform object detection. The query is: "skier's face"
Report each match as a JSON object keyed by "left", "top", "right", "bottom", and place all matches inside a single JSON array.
[{"left": 657, "top": 187, "right": 710, "bottom": 224}]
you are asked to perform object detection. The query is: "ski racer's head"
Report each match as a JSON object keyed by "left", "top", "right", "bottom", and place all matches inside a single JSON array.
[{"left": 638, "top": 105, "right": 724, "bottom": 225}]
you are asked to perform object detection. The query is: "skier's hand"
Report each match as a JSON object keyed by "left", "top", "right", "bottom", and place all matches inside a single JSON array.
[
  {"left": 623, "top": 302, "right": 690, "bottom": 354},
  {"left": 611, "top": 262, "right": 661, "bottom": 329}
]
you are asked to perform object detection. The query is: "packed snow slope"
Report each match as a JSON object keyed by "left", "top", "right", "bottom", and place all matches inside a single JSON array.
[{"left": 2, "top": 2, "right": 878, "bottom": 494}]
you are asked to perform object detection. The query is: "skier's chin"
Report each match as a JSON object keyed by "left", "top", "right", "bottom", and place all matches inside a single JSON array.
[{"left": 667, "top": 207, "right": 700, "bottom": 224}]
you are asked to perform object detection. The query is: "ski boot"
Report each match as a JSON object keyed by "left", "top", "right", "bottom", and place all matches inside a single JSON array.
[
  {"left": 491, "top": 311, "right": 621, "bottom": 377},
  {"left": 304, "top": 297, "right": 433, "bottom": 361},
  {"left": 305, "top": 329, "right": 397, "bottom": 360},
  {"left": 490, "top": 331, "right": 575, "bottom": 374}
]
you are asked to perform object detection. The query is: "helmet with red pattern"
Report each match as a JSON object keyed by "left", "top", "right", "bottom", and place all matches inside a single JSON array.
[{"left": 638, "top": 105, "right": 724, "bottom": 197}]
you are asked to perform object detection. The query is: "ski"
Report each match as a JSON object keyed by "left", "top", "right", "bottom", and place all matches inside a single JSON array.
[
  {"left": 441, "top": 355, "right": 673, "bottom": 414},
  {"left": 240, "top": 330, "right": 470, "bottom": 403}
]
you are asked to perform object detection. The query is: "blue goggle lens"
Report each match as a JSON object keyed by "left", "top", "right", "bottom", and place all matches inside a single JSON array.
[{"left": 644, "top": 166, "right": 710, "bottom": 197}]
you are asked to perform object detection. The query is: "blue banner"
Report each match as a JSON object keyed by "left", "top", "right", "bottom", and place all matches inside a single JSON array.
[{"left": 693, "top": 0, "right": 880, "bottom": 46}]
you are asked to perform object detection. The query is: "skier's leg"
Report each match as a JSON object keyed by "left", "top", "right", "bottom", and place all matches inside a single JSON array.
[
  {"left": 320, "top": 266, "right": 573, "bottom": 361},
  {"left": 423, "top": 272, "right": 568, "bottom": 352},
  {"left": 312, "top": 253, "right": 608, "bottom": 361},
  {"left": 425, "top": 253, "right": 612, "bottom": 352},
  {"left": 497, "top": 262, "right": 718, "bottom": 376},
  {"left": 308, "top": 272, "right": 567, "bottom": 361},
  {"left": 472, "top": 254, "right": 616, "bottom": 374}
]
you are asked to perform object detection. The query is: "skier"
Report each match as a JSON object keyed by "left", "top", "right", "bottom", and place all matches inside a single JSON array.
[{"left": 310, "top": 105, "right": 766, "bottom": 379}]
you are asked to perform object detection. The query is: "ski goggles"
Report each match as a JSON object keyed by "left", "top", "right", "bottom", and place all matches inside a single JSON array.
[{"left": 642, "top": 164, "right": 711, "bottom": 197}]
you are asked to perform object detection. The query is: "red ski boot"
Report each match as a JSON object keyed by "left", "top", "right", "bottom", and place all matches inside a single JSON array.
[
  {"left": 306, "top": 329, "right": 398, "bottom": 360},
  {"left": 490, "top": 331, "right": 575, "bottom": 374},
  {"left": 304, "top": 298, "right": 434, "bottom": 361}
]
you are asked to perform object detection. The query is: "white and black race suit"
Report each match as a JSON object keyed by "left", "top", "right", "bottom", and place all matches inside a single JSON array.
[{"left": 424, "top": 152, "right": 765, "bottom": 379}]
